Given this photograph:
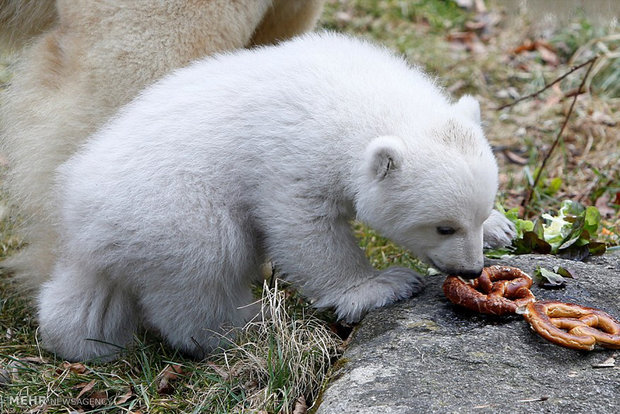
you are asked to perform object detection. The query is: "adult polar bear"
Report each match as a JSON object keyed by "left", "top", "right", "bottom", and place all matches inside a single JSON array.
[
  {"left": 0, "top": 0, "right": 325, "bottom": 288},
  {"left": 40, "top": 33, "right": 515, "bottom": 361}
]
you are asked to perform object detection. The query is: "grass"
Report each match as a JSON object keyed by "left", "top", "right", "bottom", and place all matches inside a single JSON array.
[
  {"left": 1, "top": 1, "right": 619, "bottom": 413},
  {"left": 0, "top": 278, "right": 341, "bottom": 413}
]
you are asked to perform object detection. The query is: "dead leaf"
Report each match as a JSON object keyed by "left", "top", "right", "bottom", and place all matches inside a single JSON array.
[
  {"left": 28, "top": 404, "right": 49, "bottom": 414},
  {"left": 75, "top": 380, "right": 96, "bottom": 399},
  {"left": 503, "top": 149, "right": 528, "bottom": 165},
  {"left": 334, "top": 11, "right": 352, "bottom": 23},
  {"left": 595, "top": 192, "right": 615, "bottom": 218},
  {"left": 591, "top": 111, "right": 617, "bottom": 126},
  {"left": 244, "top": 379, "right": 259, "bottom": 393},
  {"left": 115, "top": 388, "right": 134, "bottom": 405},
  {"left": 512, "top": 39, "right": 558, "bottom": 65},
  {"left": 19, "top": 356, "right": 48, "bottom": 364},
  {"left": 58, "top": 362, "right": 88, "bottom": 374},
  {"left": 447, "top": 31, "right": 486, "bottom": 54},
  {"left": 535, "top": 44, "right": 558, "bottom": 65},
  {"left": 207, "top": 361, "right": 229, "bottom": 380},
  {"left": 292, "top": 396, "right": 307, "bottom": 414},
  {"left": 90, "top": 390, "right": 108, "bottom": 406},
  {"left": 513, "top": 39, "right": 535, "bottom": 54},
  {"left": 496, "top": 87, "right": 520, "bottom": 100},
  {"left": 7, "top": 356, "right": 47, "bottom": 382},
  {"left": 156, "top": 364, "right": 185, "bottom": 395},
  {"left": 465, "top": 20, "right": 487, "bottom": 31}
]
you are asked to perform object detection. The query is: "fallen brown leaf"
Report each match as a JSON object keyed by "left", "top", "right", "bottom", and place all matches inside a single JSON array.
[
  {"left": 156, "top": 364, "right": 185, "bottom": 395},
  {"left": 595, "top": 192, "right": 615, "bottom": 218},
  {"left": 19, "top": 356, "right": 48, "bottom": 364},
  {"left": 115, "top": 388, "right": 134, "bottom": 405},
  {"left": 591, "top": 111, "right": 617, "bottom": 126},
  {"left": 27, "top": 404, "right": 49, "bottom": 414},
  {"left": 465, "top": 20, "right": 487, "bottom": 31},
  {"left": 513, "top": 39, "right": 535, "bottom": 54},
  {"left": 207, "top": 361, "right": 229, "bottom": 380},
  {"left": 334, "top": 11, "right": 352, "bottom": 23},
  {"left": 503, "top": 149, "right": 528, "bottom": 165},
  {"left": 58, "top": 362, "right": 88, "bottom": 374},
  {"left": 90, "top": 390, "right": 108, "bottom": 406},
  {"left": 536, "top": 44, "right": 559, "bottom": 65},
  {"left": 513, "top": 39, "right": 559, "bottom": 65},
  {"left": 447, "top": 31, "right": 486, "bottom": 54},
  {"left": 75, "top": 380, "right": 96, "bottom": 399}
]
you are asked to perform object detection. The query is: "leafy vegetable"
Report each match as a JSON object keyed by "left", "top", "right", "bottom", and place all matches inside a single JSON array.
[
  {"left": 491, "top": 201, "right": 607, "bottom": 259},
  {"left": 534, "top": 266, "right": 566, "bottom": 288},
  {"left": 533, "top": 265, "right": 574, "bottom": 289}
]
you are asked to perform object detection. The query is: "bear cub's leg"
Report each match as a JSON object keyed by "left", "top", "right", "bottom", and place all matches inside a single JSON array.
[
  {"left": 267, "top": 215, "right": 424, "bottom": 323},
  {"left": 38, "top": 259, "right": 139, "bottom": 362},
  {"left": 137, "top": 275, "right": 260, "bottom": 359}
]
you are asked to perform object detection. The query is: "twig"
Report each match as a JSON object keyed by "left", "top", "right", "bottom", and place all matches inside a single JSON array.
[
  {"left": 496, "top": 56, "right": 598, "bottom": 110},
  {"left": 520, "top": 56, "right": 598, "bottom": 215}
]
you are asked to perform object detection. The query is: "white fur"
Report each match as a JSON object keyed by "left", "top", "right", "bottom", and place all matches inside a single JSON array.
[
  {"left": 39, "top": 33, "right": 514, "bottom": 361},
  {"left": 0, "top": 0, "right": 325, "bottom": 289}
]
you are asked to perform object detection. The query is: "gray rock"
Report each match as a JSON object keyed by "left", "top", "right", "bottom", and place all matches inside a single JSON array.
[{"left": 316, "top": 253, "right": 620, "bottom": 414}]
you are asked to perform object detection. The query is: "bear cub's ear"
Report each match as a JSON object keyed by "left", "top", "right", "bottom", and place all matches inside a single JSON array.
[
  {"left": 364, "top": 136, "right": 406, "bottom": 180},
  {"left": 454, "top": 95, "right": 481, "bottom": 123}
]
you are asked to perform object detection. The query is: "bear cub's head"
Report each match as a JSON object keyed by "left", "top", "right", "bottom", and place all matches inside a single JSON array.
[{"left": 355, "top": 96, "right": 497, "bottom": 278}]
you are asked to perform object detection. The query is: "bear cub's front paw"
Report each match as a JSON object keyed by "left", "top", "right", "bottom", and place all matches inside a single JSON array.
[
  {"left": 483, "top": 209, "right": 516, "bottom": 249},
  {"left": 336, "top": 267, "right": 424, "bottom": 323},
  {"left": 375, "top": 266, "right": 425, "bottom": 299}
]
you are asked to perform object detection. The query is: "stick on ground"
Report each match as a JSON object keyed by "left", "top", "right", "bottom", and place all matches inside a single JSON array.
[{"left": 496, "top": 56, "right": 598, "bottom": 111}]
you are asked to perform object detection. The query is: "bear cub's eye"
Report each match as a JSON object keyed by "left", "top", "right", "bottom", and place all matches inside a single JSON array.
[{"left": 436, "top": 226, "right": 456, "bottom": 235}]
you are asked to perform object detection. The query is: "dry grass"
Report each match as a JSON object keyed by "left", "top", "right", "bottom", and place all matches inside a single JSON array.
[
  {"left": 189, "top": 280, "right": 340, "bottom": 413},
  {"left": 0, "top": 279, "right": 341, "bottom": 413}
]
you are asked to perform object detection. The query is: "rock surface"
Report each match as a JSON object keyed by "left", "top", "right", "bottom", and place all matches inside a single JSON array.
[{"left": 316, "top": 253, "right": 620, "bottom": 414}]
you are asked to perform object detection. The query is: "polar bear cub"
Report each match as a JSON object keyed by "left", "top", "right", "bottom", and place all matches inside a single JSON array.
[{"left": 39, "top": 32, "right": 514, "bottom": 361}]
